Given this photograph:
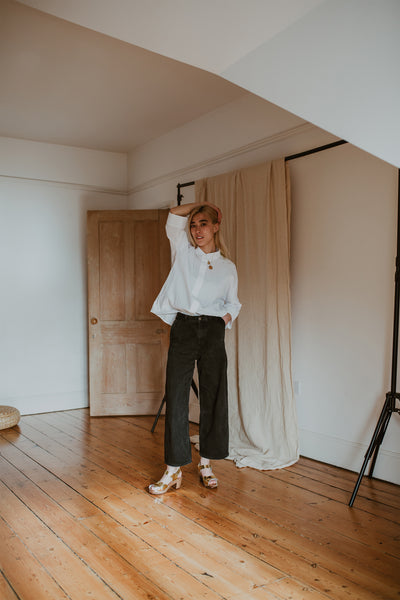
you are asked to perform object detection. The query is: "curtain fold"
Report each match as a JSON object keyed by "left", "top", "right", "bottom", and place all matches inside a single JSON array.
[{"left": 196, "top": 158, "right": 298, "bottom": 470}]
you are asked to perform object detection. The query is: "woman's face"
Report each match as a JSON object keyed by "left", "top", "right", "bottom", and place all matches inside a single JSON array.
[{"left": 190, "top": 212, "right": 219, "bottom": 254}]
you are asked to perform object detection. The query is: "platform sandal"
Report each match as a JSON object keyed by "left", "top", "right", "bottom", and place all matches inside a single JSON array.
[
  {"left": 148, "top": 467, "right": 182, "bottom": 495},
  {"left": 198, "top": 463, "right": 218, "bottom": 489}
]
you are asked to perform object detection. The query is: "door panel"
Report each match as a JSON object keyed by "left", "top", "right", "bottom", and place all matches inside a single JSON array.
[
  {"left": 99, "top": 221, "right": 125, "bottom": 320},
  {"left": 134, "top": 220, "right": 161, "bottom": 320},
  {"left": 87, "top": 210, "right": 170, "bottom": 416}
]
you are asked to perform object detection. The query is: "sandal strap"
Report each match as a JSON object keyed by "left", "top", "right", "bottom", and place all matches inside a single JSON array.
[{"left": 198, "top": 463, "right": 212, "bottom": 471}]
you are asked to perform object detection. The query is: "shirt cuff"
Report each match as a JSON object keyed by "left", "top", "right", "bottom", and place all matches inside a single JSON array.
[
  {"left": 225, "top": 318, "right": 233, "bottom": 330},
  {"left": 167, "top": 212, "right": 188, "bottom": 229},
  {"left": 224, "top": 303, "right": 242, "bottom": 328}
]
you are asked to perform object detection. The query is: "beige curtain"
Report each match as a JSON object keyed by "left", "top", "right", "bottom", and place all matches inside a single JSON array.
[{"left": 196, "top": 158, "right": 298, "bottom": 469}]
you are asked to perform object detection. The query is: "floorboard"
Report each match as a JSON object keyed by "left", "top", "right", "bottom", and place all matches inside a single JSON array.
[{"left": 1, "top": 409, "right": 399, "bottom": 600}]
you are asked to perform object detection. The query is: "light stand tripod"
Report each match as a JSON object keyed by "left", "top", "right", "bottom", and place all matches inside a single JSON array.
[{"left": 349, "top": 169, "right": 400, "bottom": 506}]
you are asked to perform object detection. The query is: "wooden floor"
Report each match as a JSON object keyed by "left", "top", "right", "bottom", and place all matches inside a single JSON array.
[{"left": 0, "top": 410, "right": 399, "bottom": 600}]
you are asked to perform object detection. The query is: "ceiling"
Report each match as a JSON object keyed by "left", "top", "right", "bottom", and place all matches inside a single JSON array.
[
  {"left": 0, "top": 0, "right": 323, "bottom": 154},
  {"left": 13, "top": 0, "right": 325, "bottom": 74},
  {"left": 0, "top": 0, "right": 247, "bottom": 152}
]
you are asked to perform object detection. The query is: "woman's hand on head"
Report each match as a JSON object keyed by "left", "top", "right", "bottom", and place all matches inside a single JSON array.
[{"left": 170, "top": 202, "right": 199, "bottom": 217}]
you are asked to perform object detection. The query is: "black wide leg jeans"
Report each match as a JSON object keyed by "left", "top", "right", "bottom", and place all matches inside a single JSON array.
[{"left": 164, "top": 312, "right": 229, "bottom": 467}]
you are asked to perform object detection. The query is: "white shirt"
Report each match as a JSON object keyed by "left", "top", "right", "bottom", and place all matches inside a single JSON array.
[{"left": 151, "top": 212, "right": 241, "bottom": 329}]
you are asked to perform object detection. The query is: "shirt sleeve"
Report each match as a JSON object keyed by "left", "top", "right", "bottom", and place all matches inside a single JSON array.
[
  {"left": 224, "top": 264, "right": 242, "bottom": 329},
  {"left": 166, "top": 212, "right": 189, "bottom": 262}
]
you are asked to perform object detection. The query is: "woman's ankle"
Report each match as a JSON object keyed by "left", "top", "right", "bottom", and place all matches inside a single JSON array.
[{"left": 166, "top": 464, "right": 181, "bottom": 474}]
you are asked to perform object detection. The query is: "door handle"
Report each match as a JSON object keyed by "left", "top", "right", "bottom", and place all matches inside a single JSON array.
[{"left": 91, "top": 318, "right": 98, "bottom": 325}]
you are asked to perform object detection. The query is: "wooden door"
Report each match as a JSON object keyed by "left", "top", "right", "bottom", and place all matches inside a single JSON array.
[{"left": 87, "top": 210, "right": 170, "bottom": 416}]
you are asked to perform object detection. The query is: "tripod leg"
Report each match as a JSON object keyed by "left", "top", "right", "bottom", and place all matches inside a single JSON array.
[
  {"left": 151, "top": 395, "right": 166, "bottom": 433},
  {"left": 368, "top": 409, "right": 392, "bottom": 478},
  {"left": 191, "top": 379, "right": 199, "bottom": 398},
  {"left": 349, "top": 395, "right": 391, "bottom": 506}
]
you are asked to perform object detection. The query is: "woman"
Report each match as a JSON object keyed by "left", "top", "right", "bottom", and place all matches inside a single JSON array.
[{"left": 149, "top": 201, "right": 241, "bottom": 494}]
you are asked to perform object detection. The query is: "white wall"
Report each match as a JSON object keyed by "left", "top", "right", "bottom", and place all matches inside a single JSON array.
[
  {"left": 290, "top": 145, "right": 399, "bottom": 485},
  {"left": 128, "top": 95, "right": 333, "bottom": 208},
  {"left": 0, "top": 137, "right": 128, "bottom": 415},
  {"left": 128, "top": 97, "right": 400, "bottom": 484},
  {"left": 0, "top": 137, "right": 127, "bottom": 190}
]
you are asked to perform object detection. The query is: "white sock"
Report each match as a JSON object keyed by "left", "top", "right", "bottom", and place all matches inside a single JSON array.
[{"left": 165, "top": 465, "right": 180, "bottom": 475}]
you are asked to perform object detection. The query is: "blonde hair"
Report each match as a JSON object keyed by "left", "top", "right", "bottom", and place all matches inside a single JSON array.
[{"left": 188, "top": 204, "right": 230, "bottom": 259}]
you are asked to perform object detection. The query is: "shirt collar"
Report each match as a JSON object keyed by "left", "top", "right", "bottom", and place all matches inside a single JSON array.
[{"left": 195, "top": 247, "right": 221, "bottom": 262}]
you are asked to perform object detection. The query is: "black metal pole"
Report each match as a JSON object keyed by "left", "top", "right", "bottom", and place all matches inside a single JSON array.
[
  {"left": 284, "top": 139, "right": 347, "bottom": 162},
  {"left": 389, "top": 170, "right": 400, "bottom": 395},
  {"left": 177, "top": 181, "right": 195, "bottom": 206}
]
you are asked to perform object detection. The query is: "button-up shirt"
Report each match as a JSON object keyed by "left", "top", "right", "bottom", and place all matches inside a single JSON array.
[{"left": 151, "top": 212, "right": 241, "bottom": 329}]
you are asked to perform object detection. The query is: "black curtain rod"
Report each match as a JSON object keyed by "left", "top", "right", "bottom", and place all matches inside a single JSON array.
[
  {"left": 284, "top": 139, "right": 347, "bottom": 162},
  {"left": 176, "top": 139, "right": 348, "bottom": 203}
]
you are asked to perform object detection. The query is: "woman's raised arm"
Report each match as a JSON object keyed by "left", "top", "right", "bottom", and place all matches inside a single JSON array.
[
  {"left": 170, "top": 202, "right": 199, "bottom": 217},
  {"left": 171, "top": 201, "right": 222, "bottom": 224}
]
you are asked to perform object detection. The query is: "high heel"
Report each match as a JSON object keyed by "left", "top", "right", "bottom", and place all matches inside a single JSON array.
[
  {"left": 198, "top": 463, "right": 218, "bottom": 489},
  {"left": 148, "top": 467, "right": 182, "bottom": 495}
]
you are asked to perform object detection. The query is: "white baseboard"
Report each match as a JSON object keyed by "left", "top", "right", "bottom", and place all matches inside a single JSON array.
[
  {"left": 299, "top": 427, "right": 400, "bottom": 486},
  {"left": 5, "top": 391, "right": 88, "bottom": 416}
]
